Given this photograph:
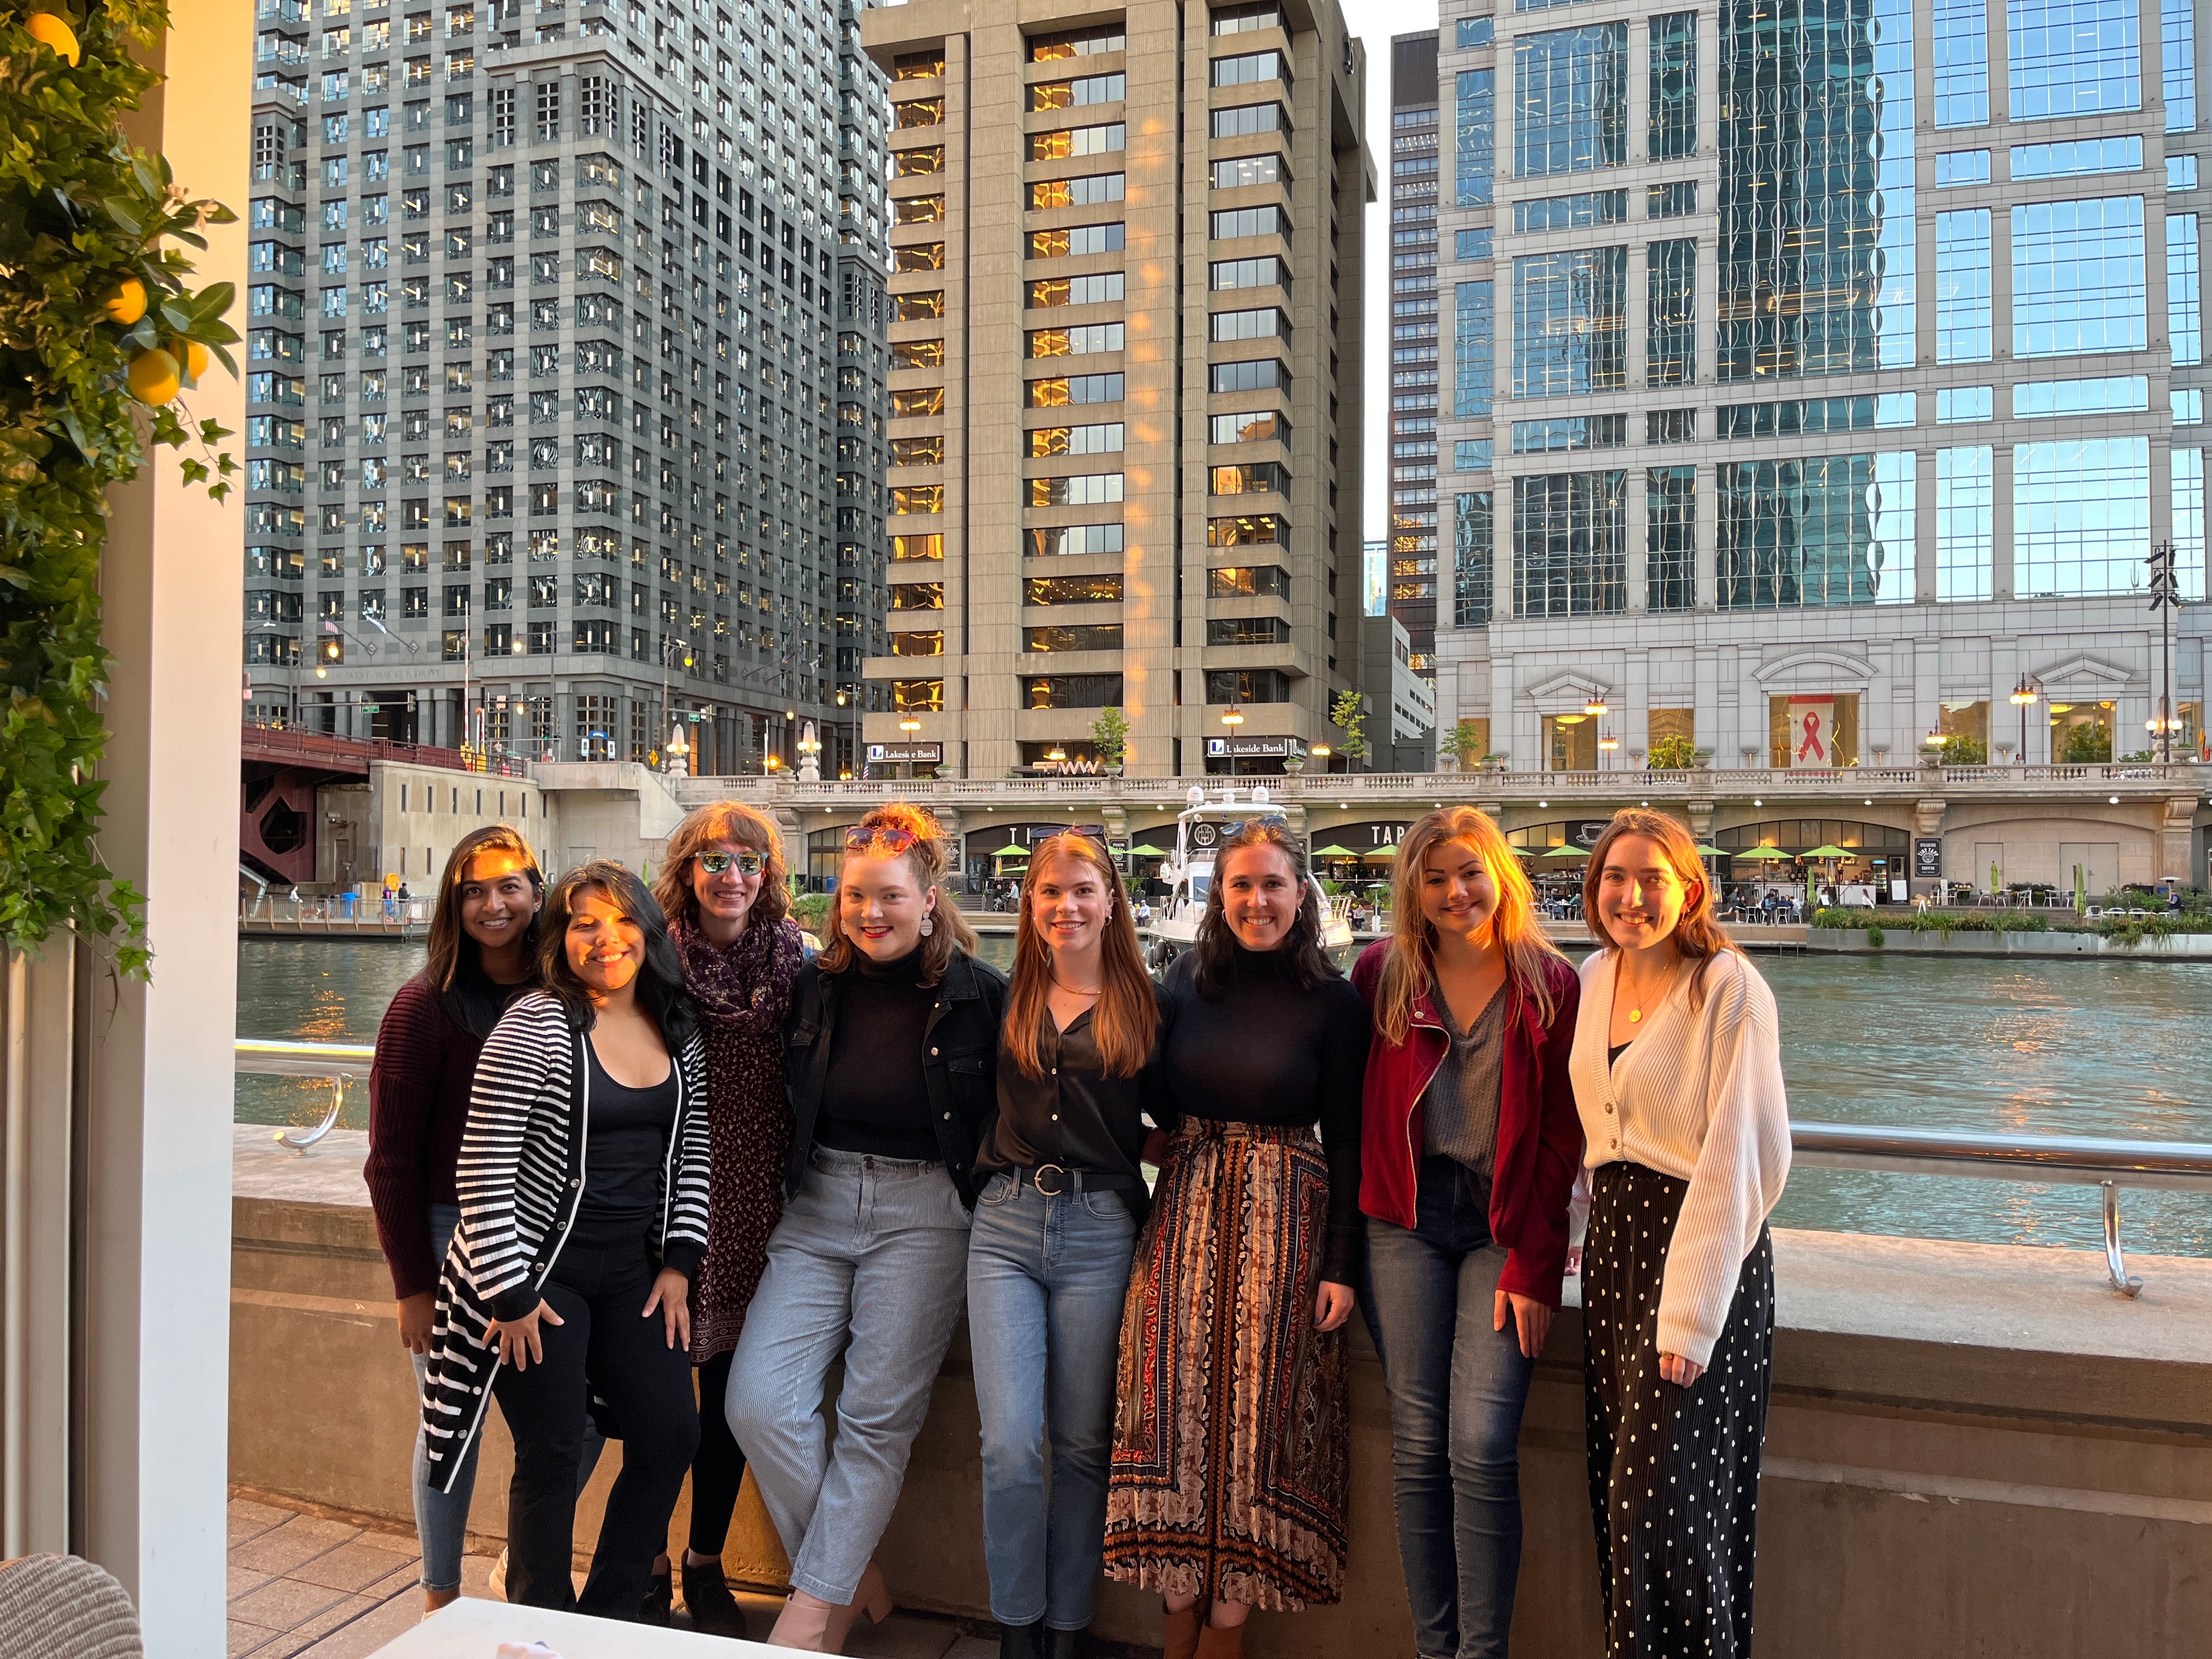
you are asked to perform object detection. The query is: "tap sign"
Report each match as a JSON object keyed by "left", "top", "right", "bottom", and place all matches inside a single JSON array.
[{"left": 1787, "top": 695, "right": 1836, "bottom": 769}]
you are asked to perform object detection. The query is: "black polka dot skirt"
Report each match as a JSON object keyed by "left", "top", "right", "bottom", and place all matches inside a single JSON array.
[{"left": 1582, "top": 1160, "right": 1775, "bottom": 1658}]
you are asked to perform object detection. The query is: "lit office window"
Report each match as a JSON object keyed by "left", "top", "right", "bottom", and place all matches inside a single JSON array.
[
  {"left": 2011, "top": 196, "right": 2147, "bottom": 357},
  {"left": 1512, "top": 25, "right": 1627, "bottom": 178},
  {"left": 1513, "top": 470, "right": 1626, "bottom": 617},
  {"left": 2008, "top": 0, "right": 2141, "bottom": 121}
]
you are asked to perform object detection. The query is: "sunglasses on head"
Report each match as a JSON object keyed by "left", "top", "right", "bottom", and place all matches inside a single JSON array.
[
  {"left": 1225, "top": 813, "right": 1290, "bottom": 837},
  {"left": 846, "top": 825, "right": 920, "bottom": 856},
  {"left": 697, "top": 849, "right": 765, "bottom": 876}
]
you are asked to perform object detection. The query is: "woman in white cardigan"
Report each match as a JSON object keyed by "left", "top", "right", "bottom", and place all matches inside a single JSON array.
[{"left": 1568, "top": 809, "right": 1791, "bottom": 1659}]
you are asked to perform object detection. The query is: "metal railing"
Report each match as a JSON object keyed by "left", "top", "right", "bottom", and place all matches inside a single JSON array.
[
  {"left": 235, "top": 1039, "right": 374, "bottom": 1154},
  {"left": 232, "top": 1037, "right": 2208, "bottom": 1294},
  {"left": 1792, "top": 1121, "right": 2212, "bottom": 1297}
]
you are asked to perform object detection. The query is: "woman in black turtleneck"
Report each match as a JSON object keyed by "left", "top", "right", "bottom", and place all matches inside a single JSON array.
[
  {"left": 726, "top": 802, "right": 1005, "bottom": 1654},
  {"left": 1103, "top": 819, "right": 1368, "bottom": 1659}
]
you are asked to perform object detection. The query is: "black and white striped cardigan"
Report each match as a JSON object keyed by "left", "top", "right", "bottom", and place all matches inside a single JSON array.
[{"left": 419, "top": 990, "right": 710, "bottom": 1491}]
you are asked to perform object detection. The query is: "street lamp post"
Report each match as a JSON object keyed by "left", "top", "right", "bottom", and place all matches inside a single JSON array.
[
  {"left": 2010, "top": 677, "right": 2040, "bottom": 768},
  {"left": 2149, "top": 539, "right": 2179, "bottom": 763}
]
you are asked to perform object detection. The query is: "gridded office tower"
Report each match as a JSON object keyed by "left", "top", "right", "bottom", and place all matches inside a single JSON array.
[
  {"left": 1387, "top": 31, "right": 1442, "bottom": 691},
  {"left": 245, "top": 0, "right": 891, "bottom": 778},
  {"left": 1430, "top": 0, "right": 2212, "bottom": 778},
  {"left": 856, "top": 0, "right": 1372, "bottom": 778}
]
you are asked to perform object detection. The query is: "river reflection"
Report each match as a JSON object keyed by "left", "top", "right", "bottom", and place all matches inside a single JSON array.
[{"left": 237, "top": 938, "right": 2210, "bottom": 1259}]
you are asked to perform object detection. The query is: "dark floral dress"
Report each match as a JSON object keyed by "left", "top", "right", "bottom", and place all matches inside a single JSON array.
[{"left": 674, "top": 913, "right": 804, "bottom": 1363}]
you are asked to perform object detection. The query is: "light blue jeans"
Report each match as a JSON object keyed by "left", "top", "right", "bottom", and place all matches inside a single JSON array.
[
  {"left": 966, "top": 1171, "right": 1137, "bottom": 1631},
  {"left": 725, "top": 1148, "right": 973, "bottom": 1607},
  {"left": 410, "top": 1203, "right": 604, "bottom": 1593}
]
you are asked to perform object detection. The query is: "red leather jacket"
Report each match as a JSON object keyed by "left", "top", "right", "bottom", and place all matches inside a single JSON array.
[{"left": 1351, "top": 940, "right": 1584, "bottom": 1306}]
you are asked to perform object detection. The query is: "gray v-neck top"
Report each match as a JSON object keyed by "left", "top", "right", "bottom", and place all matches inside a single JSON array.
[{"left": 1423, "top": 984, "right": 1507, "bottom": 1180}]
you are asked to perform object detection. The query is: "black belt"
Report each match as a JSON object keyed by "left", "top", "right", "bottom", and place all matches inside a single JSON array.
[{"left": 1003, "top": 1163, "right": 1142, "bottom": 1198}]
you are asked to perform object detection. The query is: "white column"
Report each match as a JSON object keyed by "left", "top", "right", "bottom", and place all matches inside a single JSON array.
[{"left": 86, "top": 4, "right": 247, "bottom": 1649}]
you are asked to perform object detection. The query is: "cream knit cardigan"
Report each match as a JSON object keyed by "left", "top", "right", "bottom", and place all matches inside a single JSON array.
[{"left": 1568, "top": 946, "right": 1792, "bottom": 1367}]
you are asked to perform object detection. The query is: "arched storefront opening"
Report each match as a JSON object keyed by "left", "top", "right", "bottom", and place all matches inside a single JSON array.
[{"left": 961, "top": 822, "right": 1108, "bottom": 900}]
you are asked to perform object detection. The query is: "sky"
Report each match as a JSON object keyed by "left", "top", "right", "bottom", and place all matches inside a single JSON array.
[{"left": 1344, "top": 0, "right": 1439, "bottom": 543}]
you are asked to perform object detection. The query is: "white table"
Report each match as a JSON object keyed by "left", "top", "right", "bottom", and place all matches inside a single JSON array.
[{"left": 369, "top": 1596, "right": 776, "bottom": 1656}]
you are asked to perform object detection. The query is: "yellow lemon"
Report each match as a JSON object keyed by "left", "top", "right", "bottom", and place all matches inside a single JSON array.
[
  {"left": 103, "top": 278, "right": 147, "bottom": 325},
  {"left": 127, "top": 348, "right": 179, "bottom": 406},
  {"left": 25, "top": 13, "right": 81, "bottom": 66},
  {"left": 173, "top": 338, "right": 210, "bottom": 383}
]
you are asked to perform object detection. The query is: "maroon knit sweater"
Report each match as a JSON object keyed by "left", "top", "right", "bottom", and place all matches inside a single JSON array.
[{"left": 366, "top": 974, "right": 503, "bottom": 1301}]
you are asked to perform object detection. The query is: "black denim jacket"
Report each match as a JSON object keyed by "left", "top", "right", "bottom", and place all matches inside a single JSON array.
[{"left": 783, "top": 950, "right": 1008, "bottom": 1206}]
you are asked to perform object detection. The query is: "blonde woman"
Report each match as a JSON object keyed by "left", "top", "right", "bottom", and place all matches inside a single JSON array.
[
  {"left": 726, "top": 803, "right": 1005, "bottom": 1652},
  {"left": 1573, "top": 809, "right": 1790, "bottom": 1657},
  {"left": 1350, "top": 807, "right": 1582, "bottom": 1659}
]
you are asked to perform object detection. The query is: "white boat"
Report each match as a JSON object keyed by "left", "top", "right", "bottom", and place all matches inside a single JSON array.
[{"left": 1138, "top": 785, "right": 1356, "bottom": 970}]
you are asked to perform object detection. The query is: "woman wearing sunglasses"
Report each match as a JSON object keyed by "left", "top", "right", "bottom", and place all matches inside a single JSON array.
[
  {"left": 646, "top": 803, "right": 807, "bottom": 1635},
  {"left": 727, "top": 802, "right": 1005, "bottom": 1652}
]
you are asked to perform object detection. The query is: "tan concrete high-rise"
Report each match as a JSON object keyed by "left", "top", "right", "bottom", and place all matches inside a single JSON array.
[{"left": 859, "top": 0, "right": 1373, "bottom": 779}]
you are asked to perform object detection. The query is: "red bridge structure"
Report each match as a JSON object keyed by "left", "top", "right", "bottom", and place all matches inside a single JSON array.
[{"left": 239, "top": 724, "right": 527, "bottom": 885}]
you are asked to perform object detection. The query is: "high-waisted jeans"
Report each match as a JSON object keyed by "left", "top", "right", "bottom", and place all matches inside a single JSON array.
[
  {"left": 1364, "top": 1157, "right": 1539, "bottom": 1659},
  {"left": 966, "top": 1171, "right": 1137, "bottom": 1630},
  {"left": 725, "top": 1148, "right": 972, "bottom": 1606}
]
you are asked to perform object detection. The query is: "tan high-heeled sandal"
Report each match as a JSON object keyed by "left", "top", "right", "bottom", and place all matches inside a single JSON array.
[{"left": 767, "top": 1562, "right": 895, "bottom": 1653}]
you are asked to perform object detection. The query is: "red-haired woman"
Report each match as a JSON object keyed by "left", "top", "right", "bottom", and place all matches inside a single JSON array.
[
  {"left": 647, "top": 802, "right": 806, "bottom": 1635},
  {"left": 1351, "top": 806, "right": 1582, "bottom": 1659},
  {"left": 970, "top": 832, "right": 1167, "bottom": 1659},
  {"left": 1104, "top": 819, "right": 1368, "bottom": 1659},
  {"left": 1573, "top": 809, "right": 1791, "bottom": 1658}
]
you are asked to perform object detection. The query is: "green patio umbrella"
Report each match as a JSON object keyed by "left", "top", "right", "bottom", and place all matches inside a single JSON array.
[
  {"left": 1732, "top": 845, "right": 1793, "bottom": 861},
  {"left": 1125, "top": 843, "right": 1170, "bottom": 857},
  {"left": 990, "top": 843, "right": 1029, "bottom": 860},
  {"left": 1694, "top": 844, "right": 1727, "bottom": 857},
  {"left": 1362, "top": 845, "right": 1400, "bottom": 861},
  {"left": 1541, "top": 844, "right": 1590, "bottom": 859},
  {"left": 1310, "top": 844, "right": 1359, "bottom": 858},
  {"left": 1803, "top": 844, "right": 1852, "bottom": 859}
]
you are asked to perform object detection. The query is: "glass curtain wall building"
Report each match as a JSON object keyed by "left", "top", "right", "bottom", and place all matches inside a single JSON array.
[
  {"left": 857, "top": 0, "right": 1373, "bottom": 778},
  {"left": 1388, "top": 30, "right": 1443, "bottom": 734},
  {"left": 1431, "top": 0, "right": 2211, "bottom": 775},
  {"left": 246, "top": 0, "right": 891, "bottom": 777}
]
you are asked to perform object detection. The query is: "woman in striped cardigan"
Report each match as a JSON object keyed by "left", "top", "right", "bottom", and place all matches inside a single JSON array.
[{"left": 419, "top": 860, "right": 712, "bottom": 1620}]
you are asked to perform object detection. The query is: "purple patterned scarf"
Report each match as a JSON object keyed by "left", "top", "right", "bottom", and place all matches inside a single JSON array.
[{"left": 673, "top": 911, "right": 802, "bottom": 1040}]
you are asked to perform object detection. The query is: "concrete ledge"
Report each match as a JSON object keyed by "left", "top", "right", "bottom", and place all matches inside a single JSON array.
[
  {"left": 231, "top": 1148, "right": 2212, "bottom": 1657},
  {"left": 1806, "top": 927, "right": 2212, "bottom": 957}
]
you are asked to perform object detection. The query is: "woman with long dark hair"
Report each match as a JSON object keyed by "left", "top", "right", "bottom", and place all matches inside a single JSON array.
[
  {"left": 971, "top": 831, "right": 1166, "bottom": 1659},
  {"left": 1104, "top": 818, "right": 1367, "bottom": 1659},
  {"left": 1352, "top": 806, "right": 1582, "bottom": 1659},
  {"left": 1573, "top": 809, "right": 1790, "bottom": 1657},
  {"left": 418, "top": 861, "right": 710, "bottom": 1620},
  {"left": 727, "top": 802, "right": 1003, "bottom": 1652},
  {"left": 367, "top": 824, "right": 545, "bottom": 1616},
  {"left": 645, "top": 802, "right": 806, "bottom": 1635}
]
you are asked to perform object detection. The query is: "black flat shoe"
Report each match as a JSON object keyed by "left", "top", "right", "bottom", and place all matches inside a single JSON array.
[
  {"left": 682, "top": 1559, "right": 751, "bottom": 1639},
  {"left": 640, "top": 1569, "right": 673, "bottom": 1626},
  {"left": 1047, "top": 1627, "right": 1087, "bottom": 1659},
  {"left": 1000, "top": 1620, "right": 1046, "bottom": 1659}
]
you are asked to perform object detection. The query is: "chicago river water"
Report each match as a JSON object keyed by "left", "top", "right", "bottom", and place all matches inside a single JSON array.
[{"left": 236, "top": 937, "right": 2211, "bottom": 1260}]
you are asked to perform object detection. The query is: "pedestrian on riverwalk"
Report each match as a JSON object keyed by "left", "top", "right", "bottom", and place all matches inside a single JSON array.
[
  {"left": 368, "top": 825, "right": 583, "bottom": 1618},
  {"left": 1572, "top": 809, "right": 1791, "bottom": 1659},
  {"left": 645, "top": 802, "right": 807, "bottom": 1636},
  {"left": 726, "top": 802, "right": 1005, "bottom": 1652},
  {"left": 969, "top": 831, "right": 1169, "bottom": 1659},
  {"left": 1352, "top": 806, "right": 1583, "bottom": 1659},
  {"left": 419, "top": 861, "right": 710, "bottom": 1621},
  {"left": 1103, "top": 817, "right": 1367, "bottom": 1659}
]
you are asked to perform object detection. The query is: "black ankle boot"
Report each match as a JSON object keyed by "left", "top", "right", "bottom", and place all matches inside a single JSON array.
[
  {"left": 639, "top": 1568, "right": 673, "bottom": 1626},
  {"left": 681, "top": 1558, "right": 750, "bottom": 1639},
  {"left": 1000, "top": 1620, "right": 1046, "bottom": 1659},
  {"left": 1047, "top": 1627, "right": 1087, "bottom": 1659}
]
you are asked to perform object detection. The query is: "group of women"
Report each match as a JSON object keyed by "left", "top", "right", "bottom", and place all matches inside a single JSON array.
[{"left": 367, "top": 794, "right": 1791, "bottom": 1659}]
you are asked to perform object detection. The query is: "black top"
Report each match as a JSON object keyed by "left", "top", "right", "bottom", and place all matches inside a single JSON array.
[
  {"left": 814, "top": 947, "right": 941, "bottom": 1161},
  {"left": 575, "top": 1039, "right": 679, "bottom": 1244},
  {"left": 978, "top": 987, "right": 1175, "bottom": 1224},
  {"left": 1608, "top": 1040, "right": 1630, "bottom": 1066},
  {"left": 1157, "top": 944, "right": 1369, "bottom": 1283}
]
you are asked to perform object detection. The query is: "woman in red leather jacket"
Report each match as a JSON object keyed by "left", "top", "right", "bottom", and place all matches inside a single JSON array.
[{"left": 1350, "top": 805, "right": 1583, "bottom": 1659}]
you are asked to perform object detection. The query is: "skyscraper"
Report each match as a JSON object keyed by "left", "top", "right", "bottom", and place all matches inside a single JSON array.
[
  {"left": 245, "top": 0, "right": 891, "bottom": 778},
  {"left": 1387, "top": 30, "right": 1442, "bottom": 716},
  {"left": 1432, "top": 0, "right": 2211, "bottom": 794},
  {"left": 857, "top": 0, "right": 1372, "bottom": 780}
]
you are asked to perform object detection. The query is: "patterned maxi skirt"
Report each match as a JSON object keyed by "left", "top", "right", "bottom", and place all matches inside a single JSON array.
[
  {"left": 1102, "top": 1118, "right": 1348, "bottom": 1612},
  {"left": 1582, "top": 1160, "right": 1775, "bottom": 1659}
]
